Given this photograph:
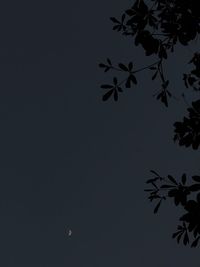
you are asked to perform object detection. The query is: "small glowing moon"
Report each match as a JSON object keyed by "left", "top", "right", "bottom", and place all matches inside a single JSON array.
[{"left": 68, "top": 229, "right": 72, "bottom": 236}]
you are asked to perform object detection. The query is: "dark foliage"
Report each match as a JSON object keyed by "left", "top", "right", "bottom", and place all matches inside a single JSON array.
[
  {"left": 99, "top": 0, "right": 200, "bottom": 247},
  {"left": 174, "top": 100, "right": 200, "bottom": 149},
  {"left": 99, "top": 0, "right": 200, "bottom": 106},
  {"left": 145, "top": 171, "right": 200, "bottom": 247},
  {"left": 183, "top": 53, "right": 200, "bottom": 91}
]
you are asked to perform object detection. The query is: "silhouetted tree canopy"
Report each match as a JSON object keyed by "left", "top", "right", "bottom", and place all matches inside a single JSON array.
[{"left": 99, "top": 0, "right": 200, "bottom": 247}]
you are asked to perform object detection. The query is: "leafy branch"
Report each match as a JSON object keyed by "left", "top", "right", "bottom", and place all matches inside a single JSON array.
[
  {"left": 145, "top": 171, "right": 200, "bottom": 247},
  {"left": 99, "top": 58, "right": 172, "bottom": 105}
]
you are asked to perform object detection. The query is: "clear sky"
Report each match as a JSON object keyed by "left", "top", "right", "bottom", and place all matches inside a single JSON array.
[{"left": 0, "top": 1, "right": 200, "bottom": 266}]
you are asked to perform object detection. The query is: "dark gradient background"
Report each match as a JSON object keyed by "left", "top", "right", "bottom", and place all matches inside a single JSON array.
[{"left": 0, "top": 1, "right": 200, "bottom": 266}]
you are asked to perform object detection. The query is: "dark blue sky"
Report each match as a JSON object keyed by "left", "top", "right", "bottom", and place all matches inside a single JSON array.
[{"left": 0, "top": 1, "right": 200, "bottom": 266}]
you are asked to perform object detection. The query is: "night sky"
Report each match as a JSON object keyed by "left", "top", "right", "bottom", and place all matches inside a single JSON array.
[{"left": 0, "top": 1, "right": 200, "bottom": 266}]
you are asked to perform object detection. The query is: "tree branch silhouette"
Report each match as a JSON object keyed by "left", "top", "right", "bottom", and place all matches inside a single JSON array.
[{"left": 99, "top": 0, "right": 200, "bottom": 247}]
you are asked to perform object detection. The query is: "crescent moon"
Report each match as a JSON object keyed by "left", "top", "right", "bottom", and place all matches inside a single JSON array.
[{"left": 68, "top": 229, "right": 72, "bottom": 236}]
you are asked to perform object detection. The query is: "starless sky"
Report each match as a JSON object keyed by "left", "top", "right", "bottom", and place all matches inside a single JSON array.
[{"left": 0, "top": 0, "right": 200, "bottom": 266}]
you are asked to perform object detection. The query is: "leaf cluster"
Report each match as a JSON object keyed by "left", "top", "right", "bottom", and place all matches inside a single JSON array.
[
  {"left": 111, "top": 0, "right": 200, "bottom": 55},
  {"left": 174, "top": 100, "right": 200, "bottom": 149},
  {"left": 145, "top": 171, "right": 200, "bottom": 247},
  {"left": 183, "top": 53, "right": 200, "bottom": 91},
  {"left": 99, "top": 59, "right": 137, "bottom": 101},
  {"left": 99, "top": 0, "right": 200, "bottom": 106},
  {"left": 99, "top": 0, "right": 200, "bottom": 249},
  {"left": 99, "top": 57, "right": 173, "bottom": 105}
]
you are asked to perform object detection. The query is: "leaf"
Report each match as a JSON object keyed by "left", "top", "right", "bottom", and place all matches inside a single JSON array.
[
  {"left": 183, "top": 74, "right": 189, "bottom": 88},
  {"left": 152, "top": 182, "right": 158, "bottom": 189},
  {"left": 178, "top": 225, "right": 183, "bottom": 230},
  {"left": 172, "top": 231, "right": 182, "bottom": 239},
  {"left": 144, "top": 189, "right": 154, "bottom": 192},
  {"left": 101, "top": 84, "right": 113, "bottom": 89},
  {"left": 191, "top": 237, "right": 200, "bottom": 248},
  {"left": 159, "top": 44, "right": 167, "bottom": 59},
  {"left": 154, "top": 200, "right": 162, "bottom": 214},
  {"left": 192, "top": 176, "right": 200, "bottom": 182},
  {"left": 114, "top": 89, "right": 118, "bottom": 101},
  {"left": 121, "top": 14, "right": 126, "bottom": 22},
  {"left": 99, "top": 63, "right": 107, "bottom": 68},
  {"left": 177, "top": 232, "right": 183, "bottom": 243},
  {"left": 110, "top": 17, "right": 120, "bottom": 24},
  {"left": 128, "top": 62, "right": 133, "bottom": 71},
  {"left": 168, "top": 188, "right": 177, "bottom": 197},
  {"left": 167, "top": 175, "right": 178, "bottom": 185},
  {"left": 160, "top": 184, "right": 175, "bottom": 188},
  {"left": 149, "top": 66, "right": 157, "bottom": 70},
  {"left": 189, "top": 184, "right": 200, "bottom": 192},
  {"left": 116, "top": 25, "right": 122, "bottom": 32},
  {"left": 188, "top": 76, "right": 196, "bottom": 86},
  {"left": 102, "top": 89, "right": 114, "bottom": 101},
  {"left": 130, "top": 75, "right": 137, "bottom": 84},
  {"left": 146, "top": 177, "right": 159, "bottom": 184},
  {"left": 104, "top": 67, "right": 110, "bottom": 72},
  {"left": 182, "top": 173, "right": 187, "bottom": 185},
  {"left": 161, "top": 93, "right": 168, "bottom": 107},
  {"left": 166, "top": 90, "right": 172, "bottom": 97},
  {"left": 113, "top": 25, "right": 121, "bottom": 31},
  {"left": 183, "top": 232, "right": 189, "bottom": 245},
  {"left": 113, "top": 77, "right": 118, "bottom": 85},
  {"left": 117, "top": 86, "right": 123, "bottom": 92},
  {"left": 156, "top": 92, "right": 162, "bottom": 100},
  {"left": 152, "top": 71, "right": 158, "bottom": 80},
  {"left": 197, "top": 193, "right": 200, "bottom": 203},
  {"left": 125, "top": 77, "right": 131, "bottom": 88},
  {"left": 118, "top": 63, "right": 128, "bottom": 71},
  {"left": 150, "top": 170, "right": 160, "bottom": 177},
  {"left": 125, "top": 9, "right": 135, "bottom": 16},
  {"left": 194, "top": 226, "right": 199, "bottom": 237},
  {"left": 107, "top": 58, "right": 112, "bottom": 65},
  {"left": 174, "top": 197, "right": 180, "bottom": 206},
  {"left": 162, "top": 80, "right": 169, "bottom": 89},
  {"left": 148, "top": 195, "right": 160, "bottom": 201}
]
